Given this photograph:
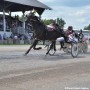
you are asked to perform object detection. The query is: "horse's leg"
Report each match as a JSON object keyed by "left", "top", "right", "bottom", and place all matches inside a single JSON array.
[
  {"left": 24, "top": 39, "right": 38, "bottom": 55},
  {"left": 53, "top": 41, "right": 56, "bottom": 51},
  {"left": 43, "top": 40, "right": 45, "bottom": 45},
  {"left": 33, "top": 39, "right": 42, "bottom": 50},
  {"left": 46, "top": 41, "right": 55, "bottom": 55},
  {"left": 33, "top": 39, "right": 39, "bottom": 50},
  {"left": 60, "top": 41, "right": 64, "bottom": 49},
  {"left": 60, "top": 41, "right": 67, "bottom": 50}
]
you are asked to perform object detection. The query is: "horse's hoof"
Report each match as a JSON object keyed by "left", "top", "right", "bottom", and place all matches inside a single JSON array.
[
  {"left": 46, "top": 52, "right": 49, "bottom": 55},
  {"left": 24, "top": 53, "right": 27, "bottom": 56},
  {"left": 38, "top": 47, "right": 42, "bottom": 49},
  {"left": 45, "top": 54, "right": 47, "bottom": 56},
  {"left": 33, "top": 47, "right": 42, "bottom": 50},
  {"left": 60, "top": 48, "right": 62, "bottom": 50},
  {"left": 45, "top": 53, "right": 48, "bottom": 56}
]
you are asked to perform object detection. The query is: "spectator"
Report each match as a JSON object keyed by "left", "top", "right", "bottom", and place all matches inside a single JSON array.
[
  {"left": 0, "top": 34, "right": 2, "bottom": 40},
  {"left": 13, "top": 34, "right": 18, "bottom": 44},
  {"left": 78, "top": 29, "right": 84, "bottom": 42},
  {"left": 3, "top": 33, "right": 7, "bottom": 40},
  {"left": 10, "top": 33, "right": 14, "bottom": 39},
  {"left": 14, "top": 34, "right": 18, "bottom": 40}
]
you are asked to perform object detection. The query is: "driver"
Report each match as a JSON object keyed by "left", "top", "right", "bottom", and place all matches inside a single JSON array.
[
  {"left": 65, "top": 26, "right": 78, "bottom": 42},
  {"left": 65, "top": 26, "right": 74, "bottom": 36},
  {"left": 78, "top": 29, "right": 84, "bottom": 42}
]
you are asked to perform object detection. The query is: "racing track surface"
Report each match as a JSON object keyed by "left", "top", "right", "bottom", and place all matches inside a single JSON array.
[{"left": 0, "top": 45, "right": 90, "bottom": 90}]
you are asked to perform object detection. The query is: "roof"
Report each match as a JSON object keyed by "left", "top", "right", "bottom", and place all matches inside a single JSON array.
[
  {"left": 5, "top": 0, "right": 52, "bottom": 10},
  {"left": 0, "top": 0, "right": 52, "bottom": 15}
]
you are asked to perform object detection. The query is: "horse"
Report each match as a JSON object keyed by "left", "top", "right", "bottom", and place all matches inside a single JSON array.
[{"left": 25, "top": 14, "right": 67, "bottom": 55}]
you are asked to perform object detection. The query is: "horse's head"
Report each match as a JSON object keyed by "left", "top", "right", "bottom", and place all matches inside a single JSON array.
[
  {"left": 27, "top": 14, "right": 47, "bottom": 32},
  {"left": 27, "top": 13, "right": 40, "bottom": 26}
]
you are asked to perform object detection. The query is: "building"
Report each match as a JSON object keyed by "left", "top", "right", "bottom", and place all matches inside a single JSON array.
[{"left": 0, "top": 0, "right": 51, "bottom": 39}]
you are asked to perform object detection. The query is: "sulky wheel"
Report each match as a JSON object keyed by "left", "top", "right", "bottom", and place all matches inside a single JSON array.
[
  {"left": 82, "top": 42, "right": 88, "bottom": 53},
  {"left": 71, "top": 43, "right": 79, "bottom": 57}
]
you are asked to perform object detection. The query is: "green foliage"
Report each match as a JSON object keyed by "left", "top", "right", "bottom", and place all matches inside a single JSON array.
[
  {"left": 56, "top": 18, "right": 66, "bottom": 29},
  {"left": 42, "top": 19, "right": 55, "bottom": 25},
  {"left": 42, "top": 18, "right": 66, "bottom": 29},
  {"left": 84, "top": 24, "right": 90, "bottom": 30}
]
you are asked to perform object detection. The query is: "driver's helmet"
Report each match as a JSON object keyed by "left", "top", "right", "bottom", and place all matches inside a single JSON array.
[
  {"left": 66, "top": 26, "right": 74, "bottom": 35},
  {"left": 68, "top": 26, "right": 73, "bottom": 30},
  {"left": 80, "top": 29, "right": 82, "bottom": 33}
]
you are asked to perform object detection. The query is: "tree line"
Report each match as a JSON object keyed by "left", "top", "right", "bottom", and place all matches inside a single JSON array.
[
  {"left": 84, "top": 24, "right": 90, "bottom": 30},
  {"left": 42, "top": 18, "right": 66, "bottom": 29},
  {"left": 42, "top": 18, "right": 90, "bottom": 30}
]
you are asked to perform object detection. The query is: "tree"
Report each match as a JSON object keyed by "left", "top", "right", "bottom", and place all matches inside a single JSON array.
[
  {"left": 56, "top": 18, "right": 66, "bottom": 29},
  {"left": 42, "top": 19, "right": 55, "bottom": 25},
  {"left": 84, "top": 24, "right": 90, "bottom": 30},
  {"left": 42, "top": 18, "right": 66, "bottom": 29}
]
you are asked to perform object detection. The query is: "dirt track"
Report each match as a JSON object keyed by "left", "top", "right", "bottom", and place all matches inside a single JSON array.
[{"left": 0, "top": 45, "right": 90, "bottom": 90}]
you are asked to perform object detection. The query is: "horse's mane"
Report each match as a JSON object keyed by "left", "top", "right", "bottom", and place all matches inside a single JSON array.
[{"left": 27, "top": 15, "right": 46, "bottom": 30}]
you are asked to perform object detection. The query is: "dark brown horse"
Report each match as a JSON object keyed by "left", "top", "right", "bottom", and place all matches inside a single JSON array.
[{"left": 25, "top": 15, "right": 66, "bottom": 55}]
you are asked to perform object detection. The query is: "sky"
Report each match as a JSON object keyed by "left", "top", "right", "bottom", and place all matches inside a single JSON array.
[{"left": 38, "top": 0, "right": 90, "bottom": 29}]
